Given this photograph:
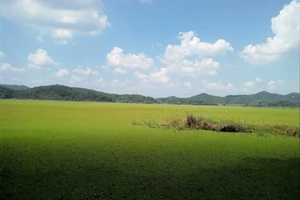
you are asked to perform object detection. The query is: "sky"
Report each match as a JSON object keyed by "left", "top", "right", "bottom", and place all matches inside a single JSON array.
[{"left": 0, "top": 0, "right": 299, "bottom": 98}]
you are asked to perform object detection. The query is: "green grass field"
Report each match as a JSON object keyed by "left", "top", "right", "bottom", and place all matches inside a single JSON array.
[{"left": 0, "top": 100, "right": 299, "bottom": 199}]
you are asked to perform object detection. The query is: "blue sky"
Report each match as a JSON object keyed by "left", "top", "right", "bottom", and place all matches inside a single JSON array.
[{"left": 0, "top": 0, "right": 299, "bottom": 97}]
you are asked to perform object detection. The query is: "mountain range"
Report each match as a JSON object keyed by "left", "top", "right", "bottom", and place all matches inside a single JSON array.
[{"left": 0, "top": 84, "right": 299, "bottom": 107}]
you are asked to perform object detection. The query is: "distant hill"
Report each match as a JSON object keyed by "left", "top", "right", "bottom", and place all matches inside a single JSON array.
[
  {"left": 158, "top": 93, "right": 225, "bottom": 105},
  {"left": 17, "top": 85, "right": 115, "bottom": 102},
  {"left": 225, "top": 91, "right": 300, "bottom": 105},
  {"left": 0, "top": 85, "right": 18, "bottom": 98},
  {"left": 0, "top": 84, "right": 30, "bottom": 91},
  {"left": 0, "top": 84, "right": 158, "bottom": 104},
  {"left": 188, "top": 93, "right": 226, "bottom": 105},
  {"left": 0, "top": 84, "right": 299, "bottom": 107},
  {"left": 159, "top": 91, "right": 299, "bottom": 107}
]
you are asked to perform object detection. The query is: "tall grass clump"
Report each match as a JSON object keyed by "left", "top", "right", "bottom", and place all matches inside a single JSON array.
[
  {"left": 185, "top": 113, "right": 219, "bottom": 131},
  {"left": 159, "top": 116, "right": 186, "bottom": 130},
  {"left": 132, "top": 113, "right": 299, "bottom": 137}
]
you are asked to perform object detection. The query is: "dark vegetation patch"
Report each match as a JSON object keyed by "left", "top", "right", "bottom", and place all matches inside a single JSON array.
[
  {"left": 2, "top": 151, "right": 299, "bottom": 200},
  {"left": 132, "top": 113, "right": 300, "bottom": 137}
]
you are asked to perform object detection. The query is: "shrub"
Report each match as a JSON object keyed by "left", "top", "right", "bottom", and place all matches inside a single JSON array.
[
  {"left": 201, "top": 120, "right": 220, "bottom": 131},
  {"left": 160, "top": 117, "right": 185, "bottom": 130},
  {"left": 281, "top": 127, "right": 300, "bottom": 137},
  {"left": 219, "top": 123, "right": 247, "bottom": 133},
  {"left": 185, "top": 114, "right": 198, "bottom": 128}
]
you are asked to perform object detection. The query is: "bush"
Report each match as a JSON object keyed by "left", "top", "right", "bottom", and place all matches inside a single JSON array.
[
  {"left": 281, "top": 127, "right": 300, "bottom": 137},
  {"left": 185, "top": 114, "right": 198, "bottom": 128},
  {"left": 219, "top": 123, "right": 247, "bottom": 133},
  {"left": 201, "top": 120, "right": 220, "bottom": 131},
  {"left": 160, "top": 117, "right": 185, "bottom": 130}
]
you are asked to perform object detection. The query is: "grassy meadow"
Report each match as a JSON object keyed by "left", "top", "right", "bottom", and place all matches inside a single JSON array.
[{"left": 0, "top": 100, "right": 299, "bottom": 199}]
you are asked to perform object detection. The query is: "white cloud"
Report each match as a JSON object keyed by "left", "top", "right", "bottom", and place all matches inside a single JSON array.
[
  {"left": 134, "top": 71, "right": 148, "bottom": 80},
  {"left": 161, "top": 31, "right": 232, "bottom": 77},
  {"left": 55, "top": 68, "right": 69, "bottom": 77},
  {"left": 52, "top": 29, "right": 73, "bottom": 44},
  {"left": 135, "top": 67, "right": 170, "bottom": 83},
  {"left": 28, "top": 49, "right": 58, "bottom": 68},
  {"left": 70, "top": 75, "right": 82, "bottom": 83},
  {"left": 163, "top": 31, "right": 233, "bottom": 63},
  {"left": 241, "top": 0, "right": 300, "bottom": 64},
  {"left": 111, "top": 79, "right": 126, "bottom": 88},
  {"left": 73, "top": 67, "right": 99, "bottom": 76},
  {"left": 149, "top": 68, "right": 170, "bottom": 83},
  {"left": 0, "top": 51, "right": 5, "bottom": 60},
  {"left": 244, "top": 81, "right": 255, "bottom": 88},
  {"left": 184, "top": 82, "right": 193, "bottom": 90},
  {"left": 95, "top": 77, "right": 104, "bottom": 83},
  {"left": 244, "top": 77, "right": 263, "bottom": 88},
  {"left": 0, "top": 0, "right": 110, "bottom": 44},
  {"left": 114, "top": 67, "right": 127, "bottom": 74},
  {"left": 52, "top": 29, "right": 73, "bottom": 39},
  {"left": 107, "top": 47, "right": 154, "bottom": 70},
  {"left": 167, "top": 58, "right": 219, "bottom": 76},
  {"left": 255, "top": 78, "right": 263, "bottom": 82},
  {"left": 112, "top": 79, "right": 119, "bottom": 85},
  {"left": 202, "top": 80, "right": 235, "bottom": 91},
  {"left": 0, "top": 62, "right": 26, "bottom": 73},
  {"left": 36, "top": 36, "right": 44, "bottom": 43},
  {"left": 268, "top": 80, "right": 283, "bottom": 91}
]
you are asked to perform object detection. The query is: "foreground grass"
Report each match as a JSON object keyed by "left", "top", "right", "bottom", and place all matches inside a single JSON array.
[{"left": 0, "top": 100, "right": 299, "bottom": 199}]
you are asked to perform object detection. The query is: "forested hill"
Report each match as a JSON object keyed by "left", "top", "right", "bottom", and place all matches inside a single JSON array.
[
  {"left": 225, "top": 91, "right": 299, "bottom": 105},
  {"left": 0, "top": 84, "right": 158, "bottom": 104},
  {"left": 0, "top": 84, "right": 29, "bottom": 91},
  {"left": 158, "top": 91, "right": 299, "bottom": 107},
  {"left": 0, "top": 84, "right": 299, "bottom": 107}
]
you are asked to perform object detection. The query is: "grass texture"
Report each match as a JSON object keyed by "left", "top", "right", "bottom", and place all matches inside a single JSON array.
[{"left": 0, "top": 100, "right": 299, "bottom": 199}]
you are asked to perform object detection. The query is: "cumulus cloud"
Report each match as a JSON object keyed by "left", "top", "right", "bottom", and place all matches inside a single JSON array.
[
  {"left": 112, "top": 79, "right": 120, "bottom": 85},
  {"left": 268, "top": 80, "right": 283, "bottom": 91},
  {"left": 162, "top": 31, "right": 232, "bottom": 77},
  {"left": 52, "top": 29, "right": 73, "bottom": 44},
  {"left": 28, "top": 49, "right": 58, "bottom": 69},
  {"left": 114, "top": 67, "right": 127, "bottom": 74},
  {"left": 241, "top": 0, "right": 300, "bottom": 64},
  {"left": 95, "top": 77, "right": 104, "bottom": 83},
  {"left": 244, "top": 81, "right": 255, "bottom": 88},
  {"left": 73, "top": 66, "right": 99, "bottom": 76},
  {"left": 0, "top": 63, "right": 26, "bottom": 73},
  {"left": 167, "top": 58, "right": 219, "bottom": 76},
  {"left": 163, "top": 31, "right": 233, "bottom": 63},
  {"left": 0, "top": 0, "right": 110, "bottom": 44},
  {"left": 135, "top": 68, "right": 170, "bottom": 83},
  {"left": 184, "top": 82, "right": 193, "bottom": 90},
  {"left": 255, "top": 78, "right": 263, "bottom": 82},
  {"left": 107, "top": 47, "right": 154, "bottom": 70},
  {"left": 202, "top": 80, "right": 235, "bottom": 91},
  {"left": 244, "top": 77, "right": 263, "bottom": 88},
  {"left": 111, "top": 79, "right": 127, "bottom": 88},
  {"left": 55, "top": 68, "right": 69, "bottom": 77},
  {"left": 0, "top": 51, "right": 5, "bottom": 60},
  {"left": 149, "top": 68, "right": 170, "bottom": 83},
  {"left": 70, "top": 75, "right": 82, "bottom": 83},
  {"left": 53, "top": 29, "right": 73, "bottom": 39}
]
